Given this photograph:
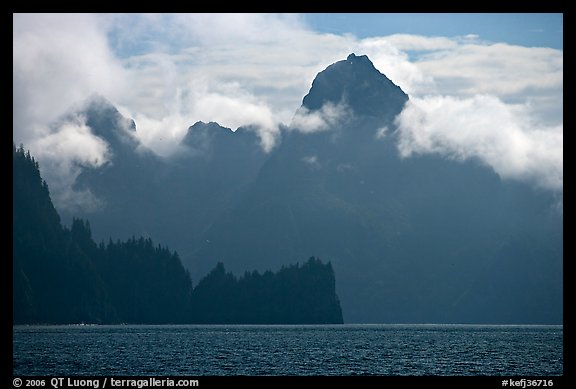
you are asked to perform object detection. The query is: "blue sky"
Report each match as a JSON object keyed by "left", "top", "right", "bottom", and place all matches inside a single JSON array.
[
  {"left": 13, "top": 13, "right": 563, "bottom": 207},
  {"left": 303, "top": 13, "right": 563, "bottom": 49}
]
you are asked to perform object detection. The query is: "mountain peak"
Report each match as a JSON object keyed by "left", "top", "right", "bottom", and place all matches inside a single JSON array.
[
  {"left": 181, "top": 121, "right": 233, "bottom": 149},
  {"left": 301, "top": 53, "right": 408, "bottom": 123},
  {"left": 80, "top": 95, "right": 139, "bottom": 153},
  {"left": 346, "top": 52, "right": 371, "bottom": 65},
  {"left": 187, "top": 121, "right": 233, "bottom": 135}
]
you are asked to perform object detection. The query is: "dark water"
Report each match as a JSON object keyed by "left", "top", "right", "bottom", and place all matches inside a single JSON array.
[{"left": 13, "top": 324, "right": 562, "bottom": 376}]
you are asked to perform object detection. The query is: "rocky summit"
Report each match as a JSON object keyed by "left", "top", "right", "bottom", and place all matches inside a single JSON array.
[{"left": 55, "top": 54, "right": 562, "bottom": 324}]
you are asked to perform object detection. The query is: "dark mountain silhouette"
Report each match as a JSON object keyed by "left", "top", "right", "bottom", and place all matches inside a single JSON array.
[
  {"left": 13, "top": 144, "right": 194, "bottom": 324},
  {"left": 52, "top": 54, "right": 562, "bottom": 324},
  {"left": 192, "top": 54, "right": 563, "bottom": 324},
  {"left": 13, "top": 145, "right": 343, "bottom": 324},
  {"left": 302, "top": 53, "right": 408, "bottom": 122},
  {"left": 83, "top": 95, "right": 139, "bottom": 154},
  {"left": 13, "top": 144, "right": 114, "bottom": 323},
  {"left": 68, "top": 101, "right": 267, "bottom": 268}
]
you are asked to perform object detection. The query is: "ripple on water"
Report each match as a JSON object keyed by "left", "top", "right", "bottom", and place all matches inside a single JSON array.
[{"left": 13, "top": 324, "right": 563, "bottom": 376}]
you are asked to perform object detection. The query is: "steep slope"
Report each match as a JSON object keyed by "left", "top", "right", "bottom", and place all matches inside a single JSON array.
[
  {"left": 66, "top": 102, "right": 267, "bottom": 267},
  {"left": 13, "top": 145, "right": 114, "bottom": 323},
  {"left": 49, "top": 54, "right": 562, "bottom": 324},
  {"left": 14, "top": 146, "right": 343, "bottom": 324},
  {"left": 13, "top": 145, "right": 194, "bottom": 324},
  {"left": 191, "top": 54, "right": 562, "bottom": 324},
  {"left": 302, "top": 53, "right": 408, "bottom": 123}
]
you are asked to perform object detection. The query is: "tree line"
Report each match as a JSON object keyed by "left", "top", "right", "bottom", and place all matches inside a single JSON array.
[{"left": 13, "top": 144, "right": 343, "bottom": 324}]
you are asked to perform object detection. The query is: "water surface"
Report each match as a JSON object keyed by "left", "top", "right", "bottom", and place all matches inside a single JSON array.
[{"left": 13, "top": 324, "right": 563, "bottom": 376}]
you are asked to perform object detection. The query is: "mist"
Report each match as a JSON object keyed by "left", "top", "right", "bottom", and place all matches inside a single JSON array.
[
  {"left": 395, "top": 95, "right": 563, "bottom": 192},
  {"left": 13, "top": 13, "right": 562, "bottom": 212}
]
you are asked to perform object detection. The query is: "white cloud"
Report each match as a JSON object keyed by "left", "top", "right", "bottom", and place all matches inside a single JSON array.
[
  {"left": 358, "top": 37, "right": 435, "bottom": 96},
  {"left": 377, "top": 34, "right": 458, "bottom": 51},
  {"left": 395, "top": 95, "right": 563, "bottom": 192},
  {"left": 102, "top": 14, "right": 359, "bottom": 154},
  {"left": 410, "top": 42, "right": 563, "bottom": 126},
  {"left": 13, "top": 13, "right": 562, "bottom": 206},
  {"left": 117, "top": 73, "right": 281, "bottom": 154},
  {"left": 13, "top": 14, "right": 563, "bottom": 145},
  {"left": 375, "top": 126, "right": 389, "bottom": 139},
  {"left": 358, "top": 34, "right": 563, "bottom": 127},
  {"left": 290, "top": 102, "right": 351, "bottom": 133},
  {"left": 28, "top": 116, "right": 111, "bottom": 212},
  {"left": 13, "top": 13, "right": 127, "bottom": 142},
  {"left": 416, "top": 43, "right": 563, "bottom": 96},
  {"left": 30, "top": 117, "right": 110, "bottom": 168},
  {"left": 13, "top": 13, "right": 127, "bottom": 211}
]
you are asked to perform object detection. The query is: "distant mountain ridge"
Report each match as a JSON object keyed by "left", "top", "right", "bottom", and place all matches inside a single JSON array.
[
  {"left": 13, "top": 145, "right": 343, "bottom": 324},
  {"left": 53, "top": 54, "right": 562, "bottom": 324}
]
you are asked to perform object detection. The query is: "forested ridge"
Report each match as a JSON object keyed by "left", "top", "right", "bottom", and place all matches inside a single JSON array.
[
  {"left": 13, "top": 145, "right": 343, "bottom": 324},
  {"left": 192, "top": 259, "right": 342, "bottom": 324}
]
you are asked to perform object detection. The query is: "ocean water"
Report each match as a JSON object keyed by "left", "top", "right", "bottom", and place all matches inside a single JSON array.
[{"left": 13, "top": 324, "right": 562, "bottom": 376}]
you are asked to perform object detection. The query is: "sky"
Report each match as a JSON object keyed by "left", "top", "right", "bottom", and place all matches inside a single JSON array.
[
  {"left": 13, "top": 13, "right": 563, "bottom": 208},
  {"left": 304, "top": 13, "right": 563, "bottom": 49}
]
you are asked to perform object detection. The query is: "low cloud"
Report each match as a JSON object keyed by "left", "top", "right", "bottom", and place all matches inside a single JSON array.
[
  {"left": 395, "top": 95, "right": 563, "bottom": 192},
  {"left": 13, "top": 13, "right": 562, "bottom": 211},
  {"left": 13, "top": 13, "right": 126, "bottom": 146},
  {"left": 290, "top": 102, "right": 351, "bottom": 133},
  {"left": 358, "top": 37, "right": 435, "bottom": 96},
  {"left": 28, "top": 115, "right": 111, "bottom": 212},
  {"left": 119, "top": 75, "right": 281, "bottom": 155},
  {"left": 13, "top": 13, "right": 124, "bottom": 211},
  {"left": 406, "top": 39, "right": 563, "bottom": 125},
  {"left": 416, "top": 43, "right": 563, "bottom": 98}
]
